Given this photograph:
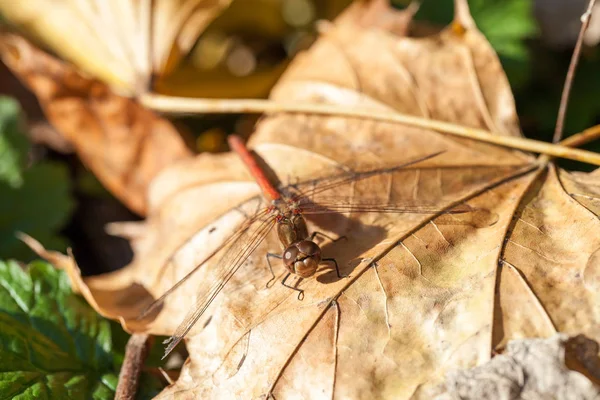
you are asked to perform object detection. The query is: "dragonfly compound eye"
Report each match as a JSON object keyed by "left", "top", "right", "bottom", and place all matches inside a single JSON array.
[{"left": 283, "top": 246, "right": 299, "bottom": 268}]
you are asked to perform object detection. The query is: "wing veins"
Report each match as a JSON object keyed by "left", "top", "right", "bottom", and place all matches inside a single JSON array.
[
  {"left": 287, "top": 151, "right": 443, "bottom": 200},
  {"left": 138, "top": 207, "right": 271, "bottom": 319},
  {"left": 299, "top": 198, "right": 473, "bottom": 215},
  {"left": 162, "top": 216, "right": 276, "bottom": 358}
]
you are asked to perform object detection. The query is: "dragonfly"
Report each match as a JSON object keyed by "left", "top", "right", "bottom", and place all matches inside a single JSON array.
[{"left": 140, "top": 135, "right": 483, "bottom": 358}]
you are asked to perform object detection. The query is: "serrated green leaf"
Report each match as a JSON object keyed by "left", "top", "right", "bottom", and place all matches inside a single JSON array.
[
  {"left": 0, "top": 260, "right": 115, "bottom": 399},
  {"left": 0, "top": 163, "right": 74, "bottom": 260},
  {"left": 0, "top": 260, "right": 164, "bottom": 400},
  {"left": 0, "top": 96, "right": 29, "bottom": 188}
]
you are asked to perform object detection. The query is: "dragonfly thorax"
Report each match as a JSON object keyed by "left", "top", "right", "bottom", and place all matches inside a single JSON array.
[{"left": 275, "top": 209, "right": 309, "bottom": 248}]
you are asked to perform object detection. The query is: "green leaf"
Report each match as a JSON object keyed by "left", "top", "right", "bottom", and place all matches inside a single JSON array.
[
  {"left": 470, "top": 0, "right": 537, "bottom": 89},
  {"left": 0, "top": 162, "right": 74, "bottom": 261},
  {"left": 0, "top": 96, "right": 30, "bottom": 188},
  {"left": 0, "top": 260, "right": 164, "bottom": 399},
  {"left": 0, "top": 260, "right": 115, "bottom": 399},
  {"left": 0, "top": 96, "right": 75, "bottom": 261}
]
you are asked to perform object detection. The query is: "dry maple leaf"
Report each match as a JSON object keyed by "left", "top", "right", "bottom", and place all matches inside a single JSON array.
[
  {"left": 0, "top": 33, "right": 193, "bottom": 215},
  {"left": 0, "top": 0, "right": 232, "bottom": 214},
  {"left": 23, "top": 1, "right": 600, "bottom": 399}
]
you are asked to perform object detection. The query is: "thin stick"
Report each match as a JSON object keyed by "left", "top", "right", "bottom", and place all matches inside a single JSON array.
[
  {"left": 158, "top": 367, "right": 175, "bottom": 385},
  {"left": 115, "top": 333, "right": 152, "bottom": 400},
  {"left": 540, "top": 123, "right": 600, "bottom": 166},
  {"left": 228, "top": 135, "right": 281, "bottom": 201},
  {"left": 539, "top": 122, "right": 600, "bottom": 165},
  {"left": 553, "top": 0, "right": 597, "bottom": 143},
  {"left": 561, "top": 123, "right": 600, "bottom": 148},
  {"left": 142, "top": 94, "right": 600, "bottom": 166}
]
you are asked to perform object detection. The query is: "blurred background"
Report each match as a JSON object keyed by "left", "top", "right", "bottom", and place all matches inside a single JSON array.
[{"left": 1, "top": 0, "right": 599, "bottom": 275}]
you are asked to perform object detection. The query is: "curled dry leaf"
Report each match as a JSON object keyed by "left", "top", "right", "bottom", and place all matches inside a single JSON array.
[
  {"left": 0, "top": 33, "right": 193, "bottom": 215},
  {"left": 24, "top": 1, "right": 600, "bottom": 399},
  {"left": 0, "top": 0, "right": 232, "bottom": 94}
]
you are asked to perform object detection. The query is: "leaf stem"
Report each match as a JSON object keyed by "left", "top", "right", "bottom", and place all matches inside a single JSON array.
[
  {"left": 553, "top": 0, "right": 597, "bottom": 143},
  {"left": 115, "top": 333, "right": 151, "bottom": 400},
  {"left": 140, "top": 94, "right": 600, "bottom": 166}
]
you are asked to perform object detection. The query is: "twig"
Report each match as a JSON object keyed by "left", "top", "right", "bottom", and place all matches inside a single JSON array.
[
  {"left": 116, "top": 333, "right": 152, "bottom": 400},
  {"left": 140, "top": 94, "right": 600, "bottom": 166},
  {"left": 553, "top": 0, "right": 597, "bottom": 143},
  {"left": 561, "top": 123, "right": 600, "bottom": 148},
  {"left": 158, "top": 367, "right": 175, "bottom": 385},
  {"left": 538, "top": 123, "right": 600, "bottom": 165}
]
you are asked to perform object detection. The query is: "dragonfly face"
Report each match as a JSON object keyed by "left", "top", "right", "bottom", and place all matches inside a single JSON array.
[{"left": 283, "top": 240, "right": 322, "bottom": 278}]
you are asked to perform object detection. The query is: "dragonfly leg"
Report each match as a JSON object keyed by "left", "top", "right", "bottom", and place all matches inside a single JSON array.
[
  {"left": 322, "top": 257, "right": 344, "bottom": 278},
  {"left": 309, "top": 231, "right": 348, "bottom": 243},
  {"left": 265, "top": 253, "right": 282, "bottom": 288},
  {"left": 281, "top": 272, "right": 304, "bottom": 300}
]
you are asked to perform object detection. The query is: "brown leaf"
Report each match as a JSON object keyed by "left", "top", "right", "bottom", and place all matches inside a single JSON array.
[
  {"left": 23, "top": 1, "right": 600, "bottom": 398},
  {"left": 0, "top": 60, "right": 73, "bottom": 153},
  {"left": 0, "top": 33, "right": 192, "bottom": 215},
  {"left": 0, "top": 0, "right": 232, "bottom": 94}
]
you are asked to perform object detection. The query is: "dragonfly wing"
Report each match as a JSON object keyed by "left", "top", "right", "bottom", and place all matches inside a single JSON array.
[
  {"left": 297, "top": 197, "right": 474, "bottom": 214},
  {"left": 282, "top": 151, "right": 497, "bottom": 227},
  {"left": 162, "top": 213, "right": 276, "bottom": 359},
  {"left": 138, "top": 204, "right": 271, "bottom": 320},
  {"left": 297, "top": 197, "right": 496, "bottom": 228},
  {"left": 284, "top": 151, "right": 444, "bottom": 200}
]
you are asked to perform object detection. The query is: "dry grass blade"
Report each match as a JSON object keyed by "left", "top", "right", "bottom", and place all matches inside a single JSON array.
[{"left": 140, "top": 94, "right": 600, "bottom": 166}]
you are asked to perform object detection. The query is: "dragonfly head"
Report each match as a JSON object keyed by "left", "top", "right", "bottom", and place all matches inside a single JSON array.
[{"left": 282, "top": 240, "right": 322, "bottom": 278}]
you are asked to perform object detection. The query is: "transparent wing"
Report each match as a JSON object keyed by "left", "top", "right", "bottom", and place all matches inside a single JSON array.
[
  {"left": 296, "top": 197, "right": 474, "bottom": 215},
  {"left": 162, "top": 211, "right": 277, "bottom": 358},
  {"left": 296, "top": 197, "right": 496, "bottom": 227},
  {"left": 138, "top": 203, "right": 271, "bottom": 320},
  {"left": 283, "top": 151, "right": 444, "bottom": 201},
  {"left": 283, "top": 151, "right": 496, "bottom": 227}
]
